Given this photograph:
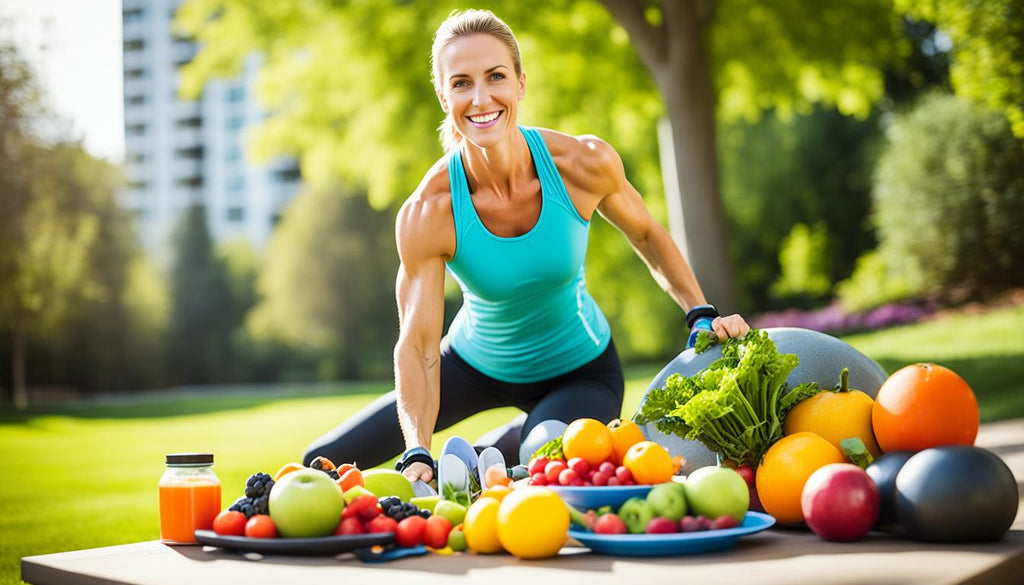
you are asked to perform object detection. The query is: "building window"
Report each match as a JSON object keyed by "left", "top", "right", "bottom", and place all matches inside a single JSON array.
[
  {"left": 175, "top": 146, "right": 204, "bottom": 159},
  {"left": 128, "top": 180, "right": 148, "bottom": 190},
  {"left": 123, "top": 9, "right": 144, "bottom": 24},
  {"left": 228, "top": 86, "right": 245, "bottom": 102},
  {"left": 176, "top": 117, "right": 202, "bottom": 129},
  {"left": 128, "top": 151, "right": 147, "bottom": 163},
  {"left": 126, "top": 95, "right": 146, "bottom": 106},
  {"left": 227, "top": 144, "right": 242, "bottom": 162},
  {"left": 227, "top": 116, "right": 245, "bottom": 131},
  {"left": 227, "top": 207, "right": 245, "bottom": 222},
  {"left": 126, "top": 123, "right": 146, "bottom": 136},
  {"left": 124, "top": 39, "right": 145, "bottom": 51},
  {"left": 125, "top": 68, "right": 145, "bottom": 79},
  {"left": 176, "top": 177, "right": 204, "bottom": 188},
  {"left": 274, "top": 166, "right": 301, "bottom": 182}
]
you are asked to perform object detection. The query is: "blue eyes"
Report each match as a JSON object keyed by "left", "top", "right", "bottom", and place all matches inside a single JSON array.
[{"left": 452, "top": 73, "right": 506, "bottom": 89}]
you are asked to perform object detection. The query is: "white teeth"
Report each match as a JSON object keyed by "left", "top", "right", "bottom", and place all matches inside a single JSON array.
[{"left": 469, "top": 111, "right": 500, "bottom": 123}]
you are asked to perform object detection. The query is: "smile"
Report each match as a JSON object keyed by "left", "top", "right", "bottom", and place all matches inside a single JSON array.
[{"left": 467, "top": 110, "right": 502, "bottom": 127}]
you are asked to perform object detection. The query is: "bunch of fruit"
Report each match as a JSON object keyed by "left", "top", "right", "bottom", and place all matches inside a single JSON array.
[
  {"left": 753, "top": 363, "right": 1016, "bottom": 544},
  {"left": 525, "top": 418, "right": 681, "bottom": 487},
  {"left": 570, "top": 467, "right": 749, "bottom": 535}
]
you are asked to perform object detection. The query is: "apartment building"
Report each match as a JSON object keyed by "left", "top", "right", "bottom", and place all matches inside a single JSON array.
[{"left": 121, "top": 0, "right": 301, "bottom": 255}]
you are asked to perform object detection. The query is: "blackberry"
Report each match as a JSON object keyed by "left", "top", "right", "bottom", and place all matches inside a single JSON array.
[
  {"left": 379, "top": 496, "right": 402, "bottom": 513},
  {"left": 228, "top": 496, "right": 248, "bottom": 513},
  {"left": 418, "top": 508, "right": 431, "bottom": 519},
  {"left": 244, "top": 472, "right": 275, "bottom": 498}
]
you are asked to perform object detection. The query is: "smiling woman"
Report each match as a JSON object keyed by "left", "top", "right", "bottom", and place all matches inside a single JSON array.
[{"left": 302, "top": 9, "right": 750, "bottom": 481}]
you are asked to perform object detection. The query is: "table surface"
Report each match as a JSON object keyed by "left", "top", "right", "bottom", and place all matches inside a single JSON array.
[{"left": 22, "top": 419, "right": 1024, "bottom": 585}]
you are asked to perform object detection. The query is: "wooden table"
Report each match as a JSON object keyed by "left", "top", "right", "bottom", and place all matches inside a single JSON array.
[{"left": 22, "top": 420, "right": 1024, "bottom": 585}]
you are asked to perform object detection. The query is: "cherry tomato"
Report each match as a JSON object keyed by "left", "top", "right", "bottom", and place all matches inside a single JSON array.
[
  {"left": 423, "top": 515, "right": 453, "bottom": 549},
  {"left": 244, "top": 514, "right": 278, "bottom": 539},
  {"left": 395, "top": 515, "right": 427, "bottom": 547},
  {"left": 212, "top": 510, "right": 246, "bottom": 536}
]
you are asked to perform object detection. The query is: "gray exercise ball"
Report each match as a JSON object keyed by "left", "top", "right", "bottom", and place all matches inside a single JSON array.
[
  {"left": 636, "top": 327, "right": 888, "bottom": 474},
  {"left": 519, "top": 419, "right": 568, "bottom": 465}
]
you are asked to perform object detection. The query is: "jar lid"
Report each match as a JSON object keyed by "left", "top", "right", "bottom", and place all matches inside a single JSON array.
[{"left": 166, "top": 453, "right": 214, "bottom": 465}]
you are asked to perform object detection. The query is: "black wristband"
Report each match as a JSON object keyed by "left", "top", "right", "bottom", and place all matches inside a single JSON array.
[
  {"left": 686, "top": 304, "right": 719, "bottom": 329},
  {"left": 395, "top": 447, "right": 436, "bottom": 474}
]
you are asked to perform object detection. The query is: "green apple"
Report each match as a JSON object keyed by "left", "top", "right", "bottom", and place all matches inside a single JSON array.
[
  {"left": 434, "top": 499, "right": 467, "bottom": 527},
  {"left": 269, "top": 468, "right": 345, "bottom": 538},
  {"left": 683, "top": 466, "right": 750, "bottom": 522},
  {"left": 617, "top": 497, "right": 656, "bottom": 534},
  {"left": 447, "top": 526, "right": 467, "bottom": 551},
  {"left": 362, "top": 469, "right": 416, "bottom": 502},
  {"left": 411, "top": 495, "right": 442, "bottom": 513},
  {"left": 646, "top": 482, "right": 688, "bottom": 521},
  {"left": 343, "top": 485, "right": 376, "bottom": 503}
]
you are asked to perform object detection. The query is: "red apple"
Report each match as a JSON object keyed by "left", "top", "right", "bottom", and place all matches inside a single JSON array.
[{"left": 802, "top": 463, "right": 879, "bottom": 542}]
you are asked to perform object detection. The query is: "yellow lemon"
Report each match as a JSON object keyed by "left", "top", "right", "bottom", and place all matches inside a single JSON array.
[
  {"left": 463, "top": 497, "right": 502, "bottom": 554},
  {"left": 497, "top": 487, "right": 569, "bottom": 559},
  {"left": 479, "top": 484, "right": 513, "bottom": 502}
]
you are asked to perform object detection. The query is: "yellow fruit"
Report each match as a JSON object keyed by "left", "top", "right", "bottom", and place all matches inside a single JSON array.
[
  {"left": 273, "top": 462, "right": 304, "bottom": 481},
  {"left": 622, "top": 441, "right": 674, "bottom": 485},
  {"left": 497, "top": 487, "right": 569, "bottom": 559},
  {"left": 756, "top": 432, "right": 845, "bottom": 524},
  {"left": 463, "top": 497, "right": 502, "bottom": 554},
  {"left": 562, "top": 418, "right": 614, "bottom": 466},
  {"left": 608, "top": 419, "right": 646, "bottom": 465},
  {"left": 784, "top": 369, "right": 881, "bottom": 457},
  {"left": 479, "top": 485, "right": 513, "bottom": 502}
]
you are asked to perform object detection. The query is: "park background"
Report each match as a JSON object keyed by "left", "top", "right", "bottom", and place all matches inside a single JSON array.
[{"left": 2, "top": 1, "right": 1023, "bottom": 584}]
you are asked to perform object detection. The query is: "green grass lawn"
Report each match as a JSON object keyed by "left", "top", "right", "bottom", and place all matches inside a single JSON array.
[{"left": 4, "top": 303, "right": 1023, "bottom": 584}]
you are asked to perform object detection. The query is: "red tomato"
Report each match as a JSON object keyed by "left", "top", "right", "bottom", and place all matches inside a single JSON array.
[
  {"left": 365, "top": 515, "right": 398, "bottom": 534},
  {"left": 335, "top": 516, "right": 364, "bottom": 535},
  {"left": 212, "top": 510, "right": 246, "bottom": 536},
  {"left": 394, "top": 515, "right": 427, "bottom": 547},
  {"left": 244, "top": 515, "right": 278, "bottom": 539},
  {"left": 423, "top": 515, "right": 453, "bottom": 549}
]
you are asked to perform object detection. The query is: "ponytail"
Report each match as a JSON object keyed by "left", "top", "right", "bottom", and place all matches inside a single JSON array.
[{"left": 438, "top": 116, "right": 464, "bottom": 153}]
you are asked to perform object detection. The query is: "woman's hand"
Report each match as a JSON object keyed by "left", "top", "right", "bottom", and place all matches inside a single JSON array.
[
  {"left": 402, "top": 461, "right": 434, "bottom": 483},
  {"left": 712, "top": 314, "right": 750, "bottom": 341}
]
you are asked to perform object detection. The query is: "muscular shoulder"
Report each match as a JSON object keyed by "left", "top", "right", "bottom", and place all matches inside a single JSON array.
[
  {"left": 536, "top": 128, "right": 623, "bottom": 198},
  {"left": 397, "top": 156, "right": 456, "bottom": 262}
]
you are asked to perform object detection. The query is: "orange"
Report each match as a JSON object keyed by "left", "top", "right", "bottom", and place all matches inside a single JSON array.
[
  {"left": 621, "top": 441, "right": 674, "bottom": 485},
  {"left": 497, "top": 487, "right": 569, "bottom": 559},
  {"left": 561, "top": 418, "right": 614, "bottom": 466},
  {"left": 872, "top": 363, "right": 979, "bottom": 453},
  {"left": 784, "top": 371, "right": 881, "bottom": 458},
  {"left": 756, "top": 432, "right": 845, "bottom": 524},
  {"left": 273, "top": 462, "right": 304, "bottom": 481},
  {"left": 608, "top": 419, "right": 646, "bottom": 465}
]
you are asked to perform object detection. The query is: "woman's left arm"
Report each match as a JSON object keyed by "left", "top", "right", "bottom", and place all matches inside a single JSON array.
[{"left": 586, "top": 139, "right": 749, "bottom": 340}]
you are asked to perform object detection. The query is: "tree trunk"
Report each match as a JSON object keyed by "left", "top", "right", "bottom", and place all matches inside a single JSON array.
[
  {"left": 601, "top": 0, "right": 737, "bottom": 311},
  {"left": 12, "top": 327, "right": 27, "bottom": 410}
]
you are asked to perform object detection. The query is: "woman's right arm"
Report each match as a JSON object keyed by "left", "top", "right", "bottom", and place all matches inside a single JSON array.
[{"left": 393, "top": 189, "right": 451, "bottom": 483}]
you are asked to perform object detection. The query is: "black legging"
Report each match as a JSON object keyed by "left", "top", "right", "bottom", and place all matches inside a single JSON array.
[{"left": 303, "top": 338, "right": 624, "bottom": 467}]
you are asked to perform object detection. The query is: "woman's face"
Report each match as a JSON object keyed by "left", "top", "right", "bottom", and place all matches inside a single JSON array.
[{"left": 437, "top": 34, "right": 525, "bottom": 149}]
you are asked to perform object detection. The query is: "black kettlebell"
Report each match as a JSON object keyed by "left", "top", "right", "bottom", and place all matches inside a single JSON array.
[
  {"left": 865, "top": 451, "right": 914, "bottom": 526},
  {"left": 895, "top": 445, "right": 1018, "bottom": 543}
]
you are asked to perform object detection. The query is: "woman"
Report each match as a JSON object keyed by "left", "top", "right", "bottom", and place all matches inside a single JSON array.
[{"left": 303, "top": 9, "right": 749, "bottom": 482}]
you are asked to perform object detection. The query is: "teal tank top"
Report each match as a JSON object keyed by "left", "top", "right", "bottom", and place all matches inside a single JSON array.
[{"left": 445, "top": 126, "right": 611, "bottom": 383}]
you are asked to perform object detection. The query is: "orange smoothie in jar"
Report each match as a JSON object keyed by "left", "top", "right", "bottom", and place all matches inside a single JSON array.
[{"left": 159, "top": 453, "right": 222, "bottom": 544}]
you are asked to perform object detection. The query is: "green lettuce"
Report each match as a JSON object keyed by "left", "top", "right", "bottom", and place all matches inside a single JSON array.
[{"left": 636, "top": 329, "right": 825, "bottom": 467}]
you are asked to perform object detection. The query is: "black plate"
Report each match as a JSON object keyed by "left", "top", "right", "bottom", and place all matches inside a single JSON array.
[{"left": 194, "top": 530, "right": 395, "bottom": 556}]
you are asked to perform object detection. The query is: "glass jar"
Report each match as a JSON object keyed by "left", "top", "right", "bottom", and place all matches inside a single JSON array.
[{"left": 159, "top": 453, "right": 222, "bottom": 544}]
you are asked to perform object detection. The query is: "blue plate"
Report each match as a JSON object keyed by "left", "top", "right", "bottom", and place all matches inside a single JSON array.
[
  {"left": 550, "top": 484, "right": 653, "bottom": 510},
  {"left": 569, "top": 511, "right": 775, "bottom": 557}
]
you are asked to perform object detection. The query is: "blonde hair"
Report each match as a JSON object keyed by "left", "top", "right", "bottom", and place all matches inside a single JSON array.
[{"left": 431, "top": 9, "right": 523, "bottom": 152}]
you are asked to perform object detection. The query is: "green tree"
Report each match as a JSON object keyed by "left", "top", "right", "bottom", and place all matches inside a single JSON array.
[
  {"left": 167, "top": 205, "right": 234, "bottom": 384},
  {"left": 896, "top": 0, "right": 1024, "bottom": 137},
  {"left": 177, "top": 0, "right": 908, "bottom": 313},
  {"left": 247, "top": 186, "right": 397, "bottom": 379}
]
